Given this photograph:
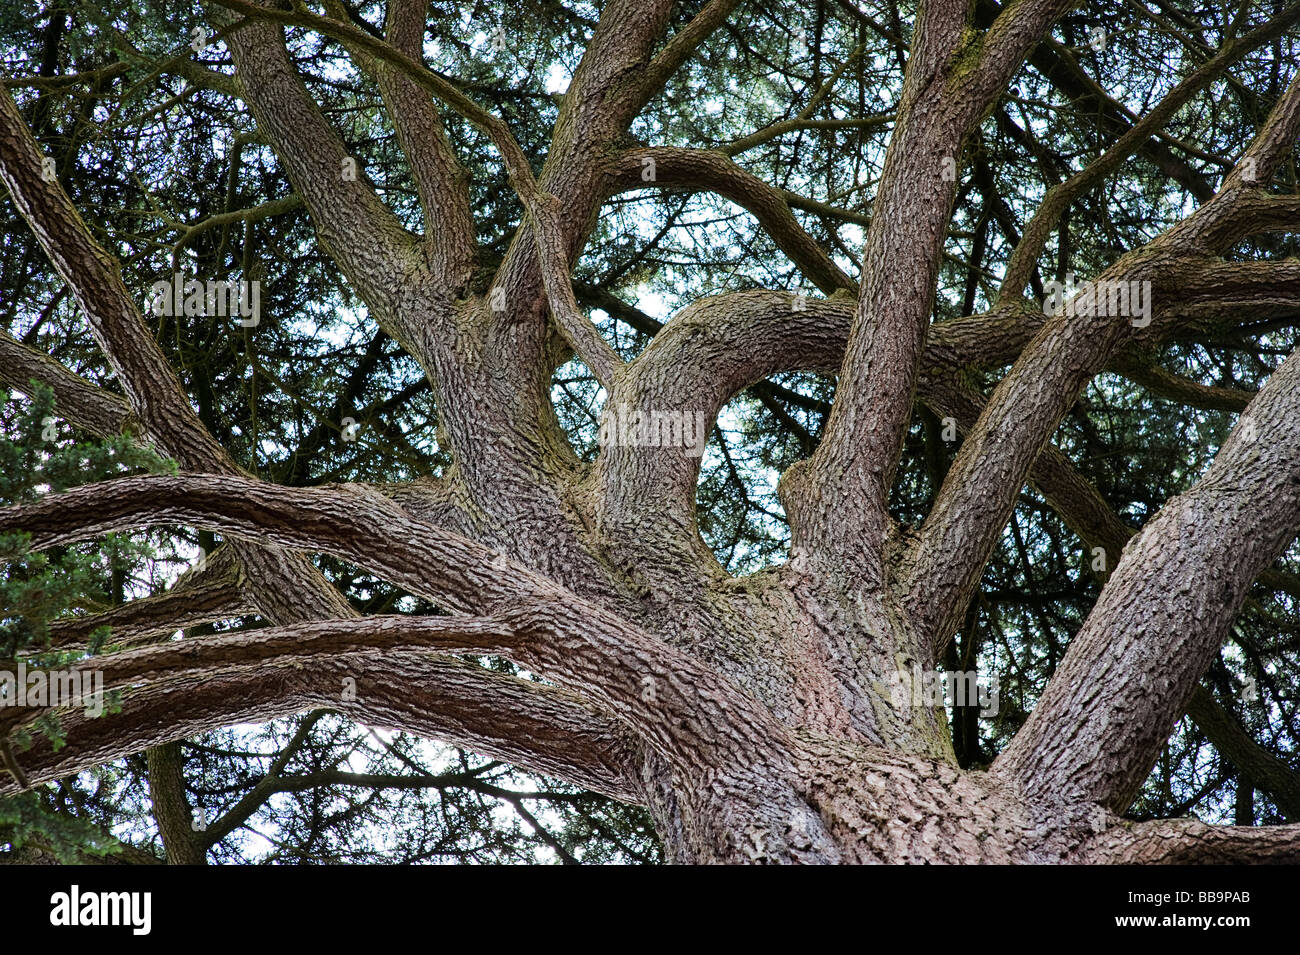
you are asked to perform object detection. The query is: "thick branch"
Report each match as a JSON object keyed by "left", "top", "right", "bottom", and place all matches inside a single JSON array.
[
  {"left": 211, "top": 1, "right": 427, "bottom": 329},
  {"left": 0, "top": 83, "right": 228, "bottom": 469},
  {"left": 42, "top": 545, "right": 251, "bottom": 651},
  {"left": 925, "top": 374, "right": 1300, "bottom": 821},
  {"left": 1081, "top": 817, "right": 1300, "bottom": 863},
  {"left": 0, "top": 654, "right": 640, "bottom": 803},
  {"left": 374, "top": 0, "right": 476, "bottom": 286},
  {"left": 604, "top": 148, "right": 857, "bottom": 294},
  {"left": 905, "top": 71, "right": 1300, "bottom": 658},
  {"left": 596, "top": 290, "right": 850, "bottom": 578},
  {"left": 995, "top": 343, "right": 1300, "bottom": 811},
  {"left": 0, "top": 474, "right": 791, "bottom": 768},
  {"left": 146, "top": 741, "right": 206, "bottom": 864},
  {"left": 0, "top": 81, "right": 354, "bottom": 625},
  {"left": 0, "top": 328, "right": 130, "bottom": 437},
  {"left": 792, "top": 0, "right": 1072, "bottom": 583}
]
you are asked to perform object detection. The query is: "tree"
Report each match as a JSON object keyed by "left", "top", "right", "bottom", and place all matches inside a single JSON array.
[{"left": 1, "top": 0, "right": 1299, "bottom": 864}]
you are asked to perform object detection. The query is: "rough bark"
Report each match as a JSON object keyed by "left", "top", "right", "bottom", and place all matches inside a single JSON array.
[{"left": 3, "top": 0, "right": 1300, "bottom": 865}]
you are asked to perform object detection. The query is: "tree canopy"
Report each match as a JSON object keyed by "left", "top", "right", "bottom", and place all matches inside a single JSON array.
[{"left": 1, "top": 0, "right": 1299, "bottom": 864}]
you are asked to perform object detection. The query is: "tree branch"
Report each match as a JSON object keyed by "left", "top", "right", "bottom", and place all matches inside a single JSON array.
[
  {"left": 995, "top": 342, "right": 1300, "bottom": 812},
  {"left": 596, "top": 289, "right": 849, "bottom": 580},
  {"left": 42, "top": 545, "right": 251, "bottom": 652},
  {"left": 904, "top": 72, "right": 1300, "bottom": 659},
  {"left": 790, "top": 0, "right": 1072, "bottom": 584},
  {"left": 146, "top": 741, "right": 206, "bottom": 864},
  {"left": 0, "top": 474, "right": 792, "bottom": 767},
  {"left": 0, "top": 653, "right": 641, "bottom": 803},
  {"left": 373, "top": 0, "right": 476, "bottom": 286},
  {"left": 1082, "top": 816, "right": 1300, "bottom": 863},
  {"left": 208, "top": 1, "right": 430, "bottom": 338},
  {"left": 0, "top": 79, "right": 355, "bottom": 626},
  {"left": 603, "top": 147, "right": 857, "bottom": 294},
  {"left": 0, "top": 328, "right": 131, "bottom": 438},
  {"left": 0, "top": 83, "right": 229, "bottom": 469}
]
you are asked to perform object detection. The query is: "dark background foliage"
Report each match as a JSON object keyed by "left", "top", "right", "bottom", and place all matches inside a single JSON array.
[{"left": 1, "top": 0, "right": 1297, "bottom": 861}]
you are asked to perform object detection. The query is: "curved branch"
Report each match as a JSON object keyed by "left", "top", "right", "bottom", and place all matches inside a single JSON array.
[
  {"left": 167, "top": 194, "right": 303, "bottom": 268},
  {"left": 0, "top": 473, "right": 532, "bottom": 615},
  {"left": 995, "top": 342, "right": 1300, "bottom": 812},
  {"left": 42, "top": 545, "right": 251, "bottom": 651},
  {"left": 0, "top": 653, "right": 641, "bottom": 803},
  {"left": 0, "top": 614, "right": 524, "bottom": 736},
  {"left": 0, "top": 474, "right": 791, "bottom": 768},
  {"left": 0, "top": 329, "right": 130, "bottom": 438},
  {"left": 595, "top": 289, "right": 850, "bottom": 577},
  {"left": 604, "top": 148, "right": 857, "bottom": 294},
  {"left": 1110, "top": 356, "right": 1256, "bottom": 413}
]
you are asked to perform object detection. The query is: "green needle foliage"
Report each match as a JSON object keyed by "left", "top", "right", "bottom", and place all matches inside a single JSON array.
[
  {"left": 0, "top": 383, "right": 172, "bottom": 860},
  {"left": 0, "top": 0, "right": 1296, "bottom": 861}
]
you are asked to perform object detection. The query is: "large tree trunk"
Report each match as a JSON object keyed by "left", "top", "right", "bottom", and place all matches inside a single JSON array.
[{"left": 2, "top": 0, "right": 1300, "bottom": 863}]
